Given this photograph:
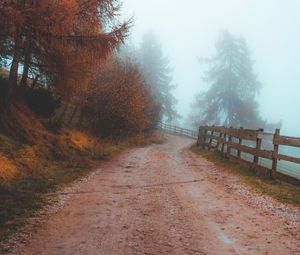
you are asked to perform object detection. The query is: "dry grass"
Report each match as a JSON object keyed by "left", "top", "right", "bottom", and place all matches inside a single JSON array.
[
  {"left": 0, "top": 153, "right": 16, "bottom": 180},
  {"left": 191, "top": 145, "right": 300, "bottom": 207},
  {"left": 16, "top": 145, "right": 41, "bottom": 171},
  {"left": 64, "top": 130, "right": 94, "bottom": 150},
  {"left": 124, "top": 133, "right": 166, "bottom": 147}
]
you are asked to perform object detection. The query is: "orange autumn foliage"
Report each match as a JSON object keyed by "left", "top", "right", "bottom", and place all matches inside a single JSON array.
[
  {"left": 85, "top": 54, "right": 160, "bottom": 138},
  {"left": 0, "top": 153, "right": 17, "bottom": 181},
  {"left": 64, "top": 130, "right": 95, "bottom": 150},
  {"left": 0, "top": 0, "right": 130, "bottom": 105},
  {"left": 16, "top": 145, "right": 41, "bottom": 171},
  {"left": 0, "top": 102, "right": 55, "bottom": 145}
]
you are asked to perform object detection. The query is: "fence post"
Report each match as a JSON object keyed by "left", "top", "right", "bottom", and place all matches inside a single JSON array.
[
  {"left": 272, "top": 129, "right": 280, "bottom": 172},
  {"left": 237, "top": 127, "right": 243, "bottom": 158},
  {"left": 209, "top": 130, "right": 214, "bottom": 149},
  {"left": 226, "top": 127, "right": 233, "bottom": 158},
  {"left": 203, "top": 128, "right": 208, "bottom": 149},
  {"left": 197, "top": 127, "right": 202, "bottom": 146},
  {"left": 254, "top": 128, "right": 263, "bottom": 166},
  {"left": 217, "top": 132, "right": 222, "bottom": 151},
  {"left": 228, "top": 135, "right": 232, "bottom": 156},
  {"left": 221, "top": 128, "right": 226, "bottom": 154}
]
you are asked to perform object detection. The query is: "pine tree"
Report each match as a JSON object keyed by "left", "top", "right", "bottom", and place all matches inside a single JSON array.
[
  {"left": 139, "top": 31, "right": 179, "bottom": 122},
  {"left": 192, "top": 31, "right": 268, "bottom": 129}
]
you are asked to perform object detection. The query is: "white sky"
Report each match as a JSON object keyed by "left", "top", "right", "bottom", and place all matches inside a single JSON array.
[{"left": 121, "top": 0, "right": 300, "bottom": 135}]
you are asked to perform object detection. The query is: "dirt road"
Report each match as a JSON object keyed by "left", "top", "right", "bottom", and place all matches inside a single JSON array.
[{"left": 7, "top": 135, "right": 300, "bottom": 255}]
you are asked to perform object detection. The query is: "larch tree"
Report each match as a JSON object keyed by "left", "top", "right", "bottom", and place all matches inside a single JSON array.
[
  {"left": 191, "top": 31, "right": 274, "bottom": 130},
  {"left": 139, "top": 31, "right": 179, "bottom": 123},
  {"left": 0, "top": 0, "right": 130, "bottom": 107}
]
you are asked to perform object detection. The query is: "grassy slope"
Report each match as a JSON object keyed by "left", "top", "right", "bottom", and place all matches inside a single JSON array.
[
  {"left": 191, "top": 145, "right": 300, "bottom": 207},
  {"left": 0, "top": 103, "right": 164, "bottom": 245}
]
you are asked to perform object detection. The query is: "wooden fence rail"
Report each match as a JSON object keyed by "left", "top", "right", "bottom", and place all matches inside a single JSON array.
[
  {"left": 158, "top": 122, "right": 198, "bottom": 139},
  {"left": 197, "top": 125, "right": 300, "bottom": 185}
]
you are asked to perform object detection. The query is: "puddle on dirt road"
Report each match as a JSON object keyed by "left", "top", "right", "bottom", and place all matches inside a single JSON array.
[{"left": 212, "top": 223, "right": 234, "bottom": 245}]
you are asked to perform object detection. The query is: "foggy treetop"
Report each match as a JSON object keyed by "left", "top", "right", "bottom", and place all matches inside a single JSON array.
[{"left": 122, "top": 0, "right": 300, "bottom": 135}]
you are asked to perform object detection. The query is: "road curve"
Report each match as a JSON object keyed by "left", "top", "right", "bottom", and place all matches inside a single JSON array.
[{"left": 7, "top": 135, "right": 300, "bottom": 255}]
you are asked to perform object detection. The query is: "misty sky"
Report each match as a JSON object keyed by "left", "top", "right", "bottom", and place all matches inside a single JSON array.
[{"left": 121, "top": 0, "right": 300, "bottom": 135}]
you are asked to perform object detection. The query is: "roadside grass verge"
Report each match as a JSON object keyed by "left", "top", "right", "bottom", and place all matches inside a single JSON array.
[{"left": 191, "top": 145, "right": 300, "bottom": 207}]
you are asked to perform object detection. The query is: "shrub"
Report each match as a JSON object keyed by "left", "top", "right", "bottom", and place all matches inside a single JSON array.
[{"left": 85, "top": 56, "right": 160, "bottom": 139}]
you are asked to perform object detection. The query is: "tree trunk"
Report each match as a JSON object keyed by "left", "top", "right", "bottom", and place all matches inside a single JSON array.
[
  {"left": 5, "top": 32, "right": 21, "bottom": 106},
  {"left": 20, "top": 53, "right": 31, "bottom": 89},
  {"left": 55, "top": 104, "right": 68, "bottom": 124},
  {"left": 20, "top": 36, "right": 32, "bottom": 90},
  {"left": 68, "top": 105, "right": 79, "bottom": 126}
]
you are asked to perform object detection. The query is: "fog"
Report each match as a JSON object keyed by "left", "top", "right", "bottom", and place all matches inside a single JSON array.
[{"left": 122, "top": 0, "right": 300, "bottom": 136}]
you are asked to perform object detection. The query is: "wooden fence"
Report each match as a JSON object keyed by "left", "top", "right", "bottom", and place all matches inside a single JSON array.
[
  {"left": 197, "top": 126, "right": 300, "bottom": 185},
  {"left": 158, "top": 122, "right": 198, "bottom": 139}
]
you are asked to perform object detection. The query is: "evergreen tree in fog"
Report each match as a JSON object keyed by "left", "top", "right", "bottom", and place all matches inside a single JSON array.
[
  {"left": 192, "top": 31, "right": 274, "bottom": 129},
  {"left": 139, "top": 31, "right": 179, "bottom": 122}
]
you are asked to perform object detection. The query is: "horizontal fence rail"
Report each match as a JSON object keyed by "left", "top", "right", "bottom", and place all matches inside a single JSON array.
[
  {"left": 197, "top": 125, "right": 300, "bottom": 185},
  {"left": 158, "top": 122, "right": 198, "bottom": 139}
]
